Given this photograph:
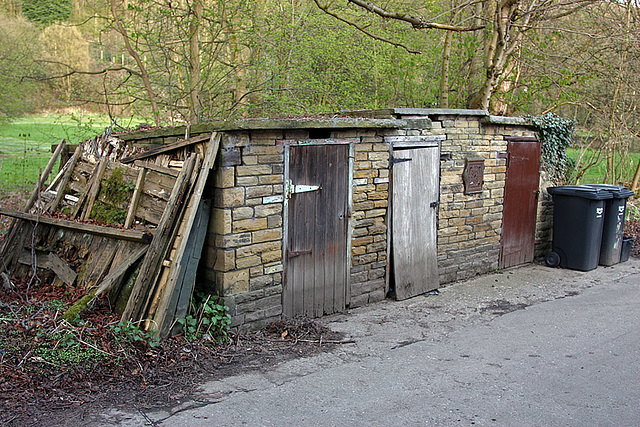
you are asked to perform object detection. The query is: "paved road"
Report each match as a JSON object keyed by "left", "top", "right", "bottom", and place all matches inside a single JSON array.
[{"left": 105, "top": 261, "right": 640, "bottom": 426}]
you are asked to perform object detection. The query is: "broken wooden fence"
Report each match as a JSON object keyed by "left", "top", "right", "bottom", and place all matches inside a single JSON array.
[{"left": 0, "top": 130, "right": 220, "bottom": 338}]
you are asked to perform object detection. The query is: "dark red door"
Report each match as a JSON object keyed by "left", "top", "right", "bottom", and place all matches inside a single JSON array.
[
  {"left": 500, "top": 138, "right": 541, "bottom": 268},
  {"left": 283, "top": 144, "right": 349, "bottom": 318}
]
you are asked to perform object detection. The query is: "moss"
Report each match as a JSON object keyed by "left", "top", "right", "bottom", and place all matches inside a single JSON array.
[
  {"left": 63, "top": 290, "right": 96, "bottom": 323},
  {"left": 89, "top": 167, "right": 132, "bottom": 225}
]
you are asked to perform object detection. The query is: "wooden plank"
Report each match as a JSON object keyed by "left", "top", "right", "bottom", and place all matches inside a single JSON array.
[
  {"left": 71, "top": 161, "right": 101, "bottom": 219},
  {"left": 133, "top": 160, "right": 180, "bottom": 177},
  {"left": 121, "top": 153, "right": 198, "bottom": 321},
  {"left": 25, "top": 139, "right": 66, "bottom": 211},
  {"left": 47, "top": 252, "right": 77, "bottom": 286},
  {"left": 164, "top": 198, "right": 211, "bottom": 335},
  {"left": 124, "top": 167, "right": 147, "bottom": 228},
  {"left": 94, "top": 245, "right": 148, "bottom": 296},
  {"left": 48, "top": 145, "right": 82, "bottom": 212},
  {"left": 153, "top": 132, "right": 221, "bottom": 337},
  {"left": 119, "top": 133, "right": 211, "bottom": 164},
  {"left": 0, "top": 208, "right": 152, "bottom": 244},
  {"left": 17, "top": 251, "right": 77, "bottom": 286},
  {"left": 81, "top": 158, "right": 109, "bottom": 220},
  {"left": 392, "top": 147, "right": 440, "bottom": 300}
]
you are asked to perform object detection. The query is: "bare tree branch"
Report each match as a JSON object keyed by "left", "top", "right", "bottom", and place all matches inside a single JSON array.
[
  {"left": 313, "top": 0, "right": 421, "bottom": 54},
  {"left": 346, "top": 0, "right": 485, "bottom": 31}
]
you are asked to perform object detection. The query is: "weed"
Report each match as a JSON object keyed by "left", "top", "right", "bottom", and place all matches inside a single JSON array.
[
  {"left": 177, "top": 292, "right": 230, "bottom": 343},
  {"left": 43, "top": 299, "right": 67, "bottom": 312},
  {"left": 33, "top": 331, "right": 108, "bottom": 366},
  {"left": 110, "top": 320, "right": 159, "bottom": 349}
]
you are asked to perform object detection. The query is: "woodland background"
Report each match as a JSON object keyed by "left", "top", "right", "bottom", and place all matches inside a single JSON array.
[{"left": 1, "top": 0, "right": 639, "bottom": 184}]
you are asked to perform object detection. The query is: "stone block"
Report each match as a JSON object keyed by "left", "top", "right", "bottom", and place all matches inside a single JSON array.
[
  {"left": 236, "top": 241, "right": 281, "bottom": 258},
  {"left": 365, "top": 208, "right": 386, "bottom": 218},
  {"left": 236, "top": 165, "right": 272, "bottom": 176},
  {"left": 352, "top": 236, "right": 374, "bottom": 247},
  {"left": 210, "top": 208, "right": 232, "bottom": 234},
  {"left": 236, "top": 255, "right": 261, "bottom": 269},
  {"left": 267, "top": 215, "right": 282, "bottom": 228},
  {"left": 368, "top": 191, "right": 388, "bottom": 200},
  {"left": 255, "top": 203, "right": 283, "bottom": 218},
  {"left": 214, "top": 187, "right": 245, "bottom": 208},
  {"left": 221, "top": 269, "right": 249, "bottom": 295},
  {"left": 352, "top": 246, "right": 366, "bottom": 256},
  {"left": 367, "top": 241, "right": 387, "bottom": 252},
  {"left": 258, "top": 174, "right": 284, "bottom": 185},
  {"left": 233, "top": 206, "right": 254, "bottom": 220},
  {"left": 355, "top": 143, "right": 373, "bottom": 151},
  {"left": 354, "top": 200, "right": 375, "bottom": 211},
  {"left": 250, "top": 275, "right": 274, "bottom": 290},
  {"left": 233, "top": 218, "right": 268, "bottom": 233},
  {"left": 368, "top": 151, "right": 389, "bottom": 161},
  {"left": 214, "top": 249, "right": 235, "bottom": 271},
  {"left": 252, "top": 228, "right": 282, "bottom": 243},
  {"left": 214, "top": 167, "right": 235, "bottom": 188},
  {"left": 246, "top": 185, "right": 273, "bottom": 198},
  {"left": 236, "top": 176, "right": 259, "bottom": 186},
  {"left": 242, "top": 155, "right": 258, "bottom": 165}
]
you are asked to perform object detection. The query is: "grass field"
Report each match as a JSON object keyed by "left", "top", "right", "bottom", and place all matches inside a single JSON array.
[
  {"left": 0, "top": 113, "right": 138, "bottom": 191},
  {"left": 566, "top": 148, "right": 640, "bottom": 185}
]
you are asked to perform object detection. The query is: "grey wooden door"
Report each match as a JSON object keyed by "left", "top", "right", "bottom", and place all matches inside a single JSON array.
[
  {"left": 283, "top": 144, "right": 349, "bottom": 318},
  {"left": 392, "top": 146, "right": 440, "bottom": 300}
]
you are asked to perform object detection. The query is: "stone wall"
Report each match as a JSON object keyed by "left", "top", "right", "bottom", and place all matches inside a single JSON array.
[
  {"left": 202, "top": 130, "right": 285, "bottom": 328},
  {"left": 201, "top": 128, "right": 391, "bottom": 329},
  {"left": 349, "top": 130, "right": 389, "bottom": 307},
  {"left": 391, "top": 111, "right": 538, "bottom": 284},
  {"left": 117, "top": 112, "right": 550, "bottom": 330}
]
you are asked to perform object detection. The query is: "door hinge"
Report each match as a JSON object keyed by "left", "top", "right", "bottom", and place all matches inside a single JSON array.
[
  {"left": 284, "top": 179, "right": 321, "bottom": 199},
  {"left": 287, "top": 249, "right": 312, "bottom": 258},
  {"left": 391, "top": 157, "right": 412, "bottom": 166},
  {"left": 430, "top": 201, "right": 439, "bottom": 208}
]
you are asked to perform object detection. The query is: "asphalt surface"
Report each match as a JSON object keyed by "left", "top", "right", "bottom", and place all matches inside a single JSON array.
[{"left": 102, "top": 259, "right": 640, "bottom": 426}]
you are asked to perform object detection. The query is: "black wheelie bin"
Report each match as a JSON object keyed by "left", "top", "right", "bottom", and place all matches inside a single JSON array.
[
  {"left": 546, "top": 185, "right": 612, "bottom": 271},
  {"left": 584, "top": 184, "right": 634, "bottom": 266}
]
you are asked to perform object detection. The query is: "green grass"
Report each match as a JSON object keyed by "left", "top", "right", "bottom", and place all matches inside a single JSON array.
[
  {"left": 566, "top": 148, "right": 640, "bottom": 185},
  {"left": 0, "top": 112, "right": 140, "bottom": 191}
]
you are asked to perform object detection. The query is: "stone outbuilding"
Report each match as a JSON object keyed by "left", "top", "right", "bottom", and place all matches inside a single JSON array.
[{"left": 116, "top": 108, "right": 550, "bottom": 329}]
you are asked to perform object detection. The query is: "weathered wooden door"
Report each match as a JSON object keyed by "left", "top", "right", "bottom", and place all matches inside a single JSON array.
[
  {"left": 283, "top": 144, "right": 349, "bottom": 318},
  {"left": 392, "top": 145, "right": 440, "bottom": 300},
  {"left": 500, "top": 138, "right": 541, "bottom": 268}
]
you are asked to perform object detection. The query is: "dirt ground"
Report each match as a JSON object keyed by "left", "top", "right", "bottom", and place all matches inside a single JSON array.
[{"left": 1, "top": 191, "right": 639, "bottom": 426}]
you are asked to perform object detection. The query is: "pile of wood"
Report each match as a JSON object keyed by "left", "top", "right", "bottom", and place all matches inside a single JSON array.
[{"left": 0, "top": 129, "right": 220, "bottom": 338}]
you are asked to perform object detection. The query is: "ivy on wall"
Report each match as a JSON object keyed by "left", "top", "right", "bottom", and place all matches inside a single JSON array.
[{"left": 530, "top": 113, "right": 575, "bottom": 184}]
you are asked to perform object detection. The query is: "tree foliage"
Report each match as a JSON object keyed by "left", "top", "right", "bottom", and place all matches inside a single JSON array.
[
  {"left": 0, "top": 17, "right": 43, "bottom": 122},
  {"left": 22, "top": 0, "right": 72, "bottom": 26}
]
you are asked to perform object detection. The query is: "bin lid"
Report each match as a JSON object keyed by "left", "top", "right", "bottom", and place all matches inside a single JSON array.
[
  {"left": 583, "top": 184, "right": 635, "bottom": 199},
  {"left": 547, "top": 185, "right": 613, "bottom": 200}
]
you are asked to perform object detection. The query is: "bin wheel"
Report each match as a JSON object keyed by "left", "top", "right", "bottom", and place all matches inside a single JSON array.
[{"left": 545, "top": 251, "right": 560, "bottom": 267}]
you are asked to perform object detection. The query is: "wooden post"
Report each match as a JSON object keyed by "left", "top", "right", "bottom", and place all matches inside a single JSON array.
[
  {"left": 153, "top": 132, "right": 220, "bottom": 336},
  {"left": 81, "top": 158, "right": 109, "bottom": 221},
  {"left": 24, "top": 139, "right": 67, "bottom": 212},
  {"left": 48, "top": 145, "right": 82, "bottom": 213},
  {"left": 121, "top": 153, "right": 198, "bottom": 322},
  {"left": 124, "top": 166, "right": 147, "bottom": 228}
]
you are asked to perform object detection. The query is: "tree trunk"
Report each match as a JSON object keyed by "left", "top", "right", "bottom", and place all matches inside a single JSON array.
[
  {"left": 188, "top": 0, "right": 202, "bottom": 124},
  {"left": 439, "top": 30, "right": 453, "bottom": 108}
]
